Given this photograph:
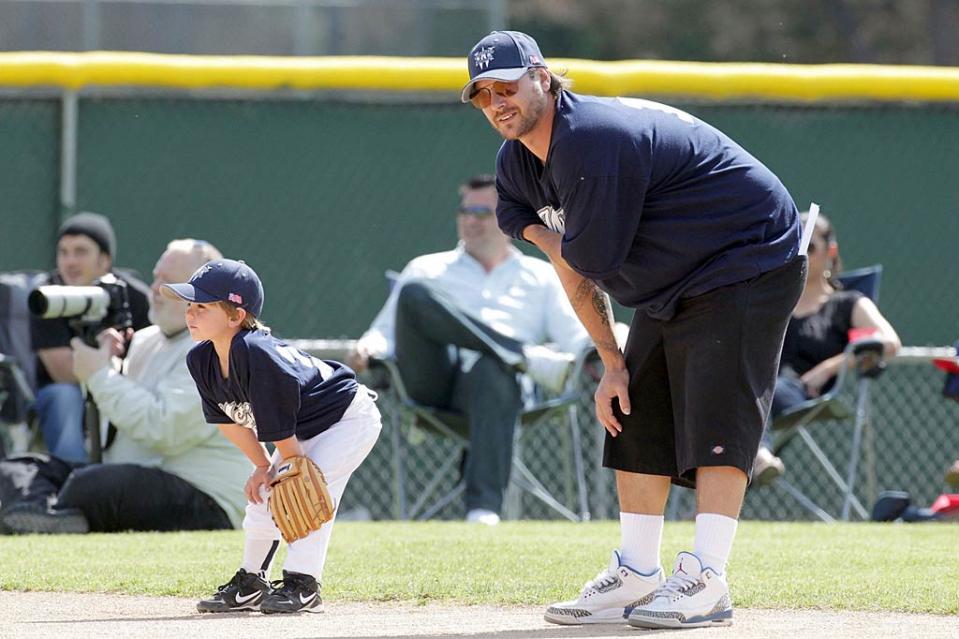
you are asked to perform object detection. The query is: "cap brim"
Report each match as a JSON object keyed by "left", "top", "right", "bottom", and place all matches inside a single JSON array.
[
  {"left": 460, "top": 67, "right": 530, "bottom": 102},
  {"left": 159, "top": 283, "right": 219, "bottom": 304}
]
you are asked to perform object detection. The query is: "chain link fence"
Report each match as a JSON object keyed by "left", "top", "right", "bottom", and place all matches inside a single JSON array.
[
  {"left": 2, "top": 97, "right": 957, "bottom": 345},
  {"left": 2, "top": 81, "right": 958, "bottom": 521},
  {"left": 336, "top": 351, "right": 959, "bottom": 521},
  {"left": 0, "top": 0, "right": 502, "bottom": 56}
]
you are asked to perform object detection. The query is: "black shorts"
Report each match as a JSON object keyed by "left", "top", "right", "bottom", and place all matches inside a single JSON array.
[{"left": 603, "top": 257, "right": 807, "bottom": 488}]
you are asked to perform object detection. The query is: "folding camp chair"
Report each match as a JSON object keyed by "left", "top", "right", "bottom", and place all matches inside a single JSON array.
[
  {"left": 374, "top": 348, "right": 592, "bottom": 522},
  {"left": 0, "top": 271, "right": 46, "bottom": 456},
  {"left": 769, "top": 265, "right": 887, "bottom": 522}
]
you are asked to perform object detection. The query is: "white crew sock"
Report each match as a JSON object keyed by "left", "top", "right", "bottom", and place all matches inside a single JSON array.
[
  {"left": 694, "top": 513, "right": 739, "bottom": 574},
  {"left": 619, "top": 512, "right": 664, "bottom": 575},
  {"left": 241, "top": 537, "right": 280, "bottom": 578}
]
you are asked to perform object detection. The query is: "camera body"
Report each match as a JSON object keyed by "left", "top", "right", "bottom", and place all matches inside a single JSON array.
[{"left": 28, "top": 273, "right": 134, "bottom": 347}]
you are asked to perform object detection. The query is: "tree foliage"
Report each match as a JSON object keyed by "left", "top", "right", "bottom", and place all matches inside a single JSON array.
[{"left": 509, "top": 0, "right": 959, "bottom": 65}]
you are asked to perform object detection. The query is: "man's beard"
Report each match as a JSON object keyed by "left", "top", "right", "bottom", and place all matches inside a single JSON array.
[
  {"left": 150, "top": 304, "right": 188, "bottom": 336},
  {"left": 493, "top": 92, "right": 548, "bottom": 140}
]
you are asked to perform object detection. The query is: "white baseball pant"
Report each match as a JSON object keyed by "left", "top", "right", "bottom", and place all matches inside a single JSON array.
[{"left": 241, "top": 386, "right": 381, "bottom": 579}]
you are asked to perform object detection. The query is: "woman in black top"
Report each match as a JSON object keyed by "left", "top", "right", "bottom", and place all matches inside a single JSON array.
[{"left": 754, "top": 213, "right": 901, "bottom": 485}]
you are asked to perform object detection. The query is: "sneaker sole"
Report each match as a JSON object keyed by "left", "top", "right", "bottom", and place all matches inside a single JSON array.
[
  {"left": 544, "top": 606, "right": 628, "bottom": 625},
  {"left": 628, "top": 609, "right": 733, "bottom": 629},
  {"left": 260, "top": 600, "right": 324, "bottom": 615},
  {"left": 2, "top": 510, "right": 89, "bottom": 534},
  {"left": 260, "top": 605, "right": 323, "bottom": 615},
  {"left": 196, "top": 604, "right": 260, "bottom": 613}
]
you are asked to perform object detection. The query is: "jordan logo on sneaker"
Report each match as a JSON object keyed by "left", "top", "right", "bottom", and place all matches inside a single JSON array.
[
  {"left": 235, "top": 591, "right": 260, "bottom": 605},
  {"left": 676, "top": 560, "right": 686, "bottom": 575},
  {"left": 299, "top": 593, "right": 316, "bottom": 605}
]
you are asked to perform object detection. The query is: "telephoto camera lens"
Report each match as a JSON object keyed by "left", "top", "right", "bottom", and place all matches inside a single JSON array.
[{"left": 28, "top": 285, "right": 112, "bottom": 321}]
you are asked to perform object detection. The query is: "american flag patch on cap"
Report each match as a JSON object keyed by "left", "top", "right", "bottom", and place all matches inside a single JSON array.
[{"left": 228, "top": 293, "right": 243, "bottom": 304}]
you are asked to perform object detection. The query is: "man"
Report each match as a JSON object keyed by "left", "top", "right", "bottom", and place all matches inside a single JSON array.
[
  {"left": 462, "top": 32, "right": 804, "bottom": 628},
  {"left": 30, "top": 212, "right": 150, "bottom": 462},
  {"left": 0, "top": 239, "right": 250, "bottom": 534},
  {"left": 348, "top": 174, "right": 590, "bottom": 526}
]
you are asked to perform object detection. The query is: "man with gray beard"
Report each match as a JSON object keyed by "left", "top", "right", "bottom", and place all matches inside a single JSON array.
[{"left": 0, "top": 239, "right": 250, "bottom": 534}]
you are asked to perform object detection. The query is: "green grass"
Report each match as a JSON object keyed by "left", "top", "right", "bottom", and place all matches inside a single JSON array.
[{"left": 1, "top": 521, "right": 955, "bottom": 614}]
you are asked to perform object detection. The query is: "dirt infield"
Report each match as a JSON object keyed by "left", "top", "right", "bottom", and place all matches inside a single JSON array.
[{"left": 1, "top": 591, "right": 956, "bottom": 639}]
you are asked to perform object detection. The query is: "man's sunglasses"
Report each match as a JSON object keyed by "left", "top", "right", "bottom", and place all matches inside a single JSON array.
[
  {"left": 457, "top": 206, "right": 494, "bottom": 217},
  {"left": 468, "top": 80, "right": 520, "bottom": 109}
]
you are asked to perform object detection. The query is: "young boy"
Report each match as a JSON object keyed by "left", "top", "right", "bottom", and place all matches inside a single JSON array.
[{"left": 161, "top": 258, "right": 381, "bottom": 614}]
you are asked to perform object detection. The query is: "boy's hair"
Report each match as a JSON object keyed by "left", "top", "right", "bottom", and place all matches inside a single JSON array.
[{"left": 216, "top": 301, "right": 265, "bottom": 330}]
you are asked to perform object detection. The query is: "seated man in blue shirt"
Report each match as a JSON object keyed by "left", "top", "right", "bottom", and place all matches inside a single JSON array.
[{"left": 347, "top": 174, "right": 590, "bottom": 526}]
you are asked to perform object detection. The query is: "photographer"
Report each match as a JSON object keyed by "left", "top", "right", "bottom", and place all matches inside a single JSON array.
[
  {"left": 0, "top": 239, "right": 249, "bottom": 534},
  {"left": 30, "top": 212, "right": 150, "bottom": 462}
]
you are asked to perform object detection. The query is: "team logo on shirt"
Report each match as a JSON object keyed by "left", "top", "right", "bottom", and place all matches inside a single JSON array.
[
  {"left": 473, "top": 46, "right": 495, "bottom": 70},
  {"left": 219, "top": 401, "right": 257, "bottom": 431},
  {"left": 537, "top": 205, "right": 566, "bottom": 234}
]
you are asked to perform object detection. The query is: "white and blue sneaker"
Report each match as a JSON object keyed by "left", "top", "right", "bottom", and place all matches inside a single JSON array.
[
  {"left": 627, "top": 551, "right": 733, "bottom": 629},
  {"left": 544, "top": 550, "right": 663, "bottom": 625}
]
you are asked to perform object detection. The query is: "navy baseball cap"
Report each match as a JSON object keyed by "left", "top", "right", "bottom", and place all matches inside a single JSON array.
[
  {"left": 161, "top": 258, "right": 264, "bottom": 318},
  {"left": 461, "top": 31, "right": 547, "bottom": 103}
]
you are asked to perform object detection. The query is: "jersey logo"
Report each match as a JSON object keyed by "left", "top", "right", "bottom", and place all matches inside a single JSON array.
[
  {"left": 537, "top": 205, "right": 566, "bottom": 234},
  {"left": 473, "top": 46, "right": 495, "bottom": 70},
  {"left": 614, "top": 97, "right": 696, "bottom": 125},
  {"left": 219, "top": 400, "right": 257, "bottom": 430}
]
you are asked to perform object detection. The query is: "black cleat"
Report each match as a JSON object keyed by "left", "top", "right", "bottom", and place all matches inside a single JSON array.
[
  {"left": 197, "top": 569, "right": 269, "bottom": 613},
  {"left": 260, "top": 570, "right": 323, "bottom": 614},
  {"left": 1, "top": 502, "right": 89, "bottom": 534}
]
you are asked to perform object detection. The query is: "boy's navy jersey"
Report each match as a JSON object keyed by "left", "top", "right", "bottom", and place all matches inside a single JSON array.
[
  {"left": 495, "top": 91, "right": 801, "bottom": 321},
  {"left": 187, "top": 329, "right": 358, "bottom": 442}
]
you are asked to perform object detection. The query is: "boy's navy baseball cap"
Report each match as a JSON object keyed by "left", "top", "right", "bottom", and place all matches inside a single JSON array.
[
  {"left": 460, "top": 31, "right": 547, "bottom": 103},
  {"left": 161, "top": 259, "right": 264, "bottom": 318}
]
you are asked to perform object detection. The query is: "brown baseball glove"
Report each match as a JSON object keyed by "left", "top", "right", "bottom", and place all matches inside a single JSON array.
[{"left": 268, "top": 455, "right": 335, "bottom": 543}]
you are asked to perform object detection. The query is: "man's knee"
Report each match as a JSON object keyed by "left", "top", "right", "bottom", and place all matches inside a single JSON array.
[
  {"left": 396, "top": 278, "right": 434, "bottom": 312},
  {"left": 57, "top": 463, "right": 132, "bottom": 509},
  {"left": 34, "top": 383, "right": 83, "bottom": 411}
]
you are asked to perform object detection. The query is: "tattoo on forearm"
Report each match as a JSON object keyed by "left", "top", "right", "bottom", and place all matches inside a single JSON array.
[
  {"left": 591, "top": 289, "right": 611, "bottom": 328},
  {"left": 572, "top": 279, "right": 593, "bottom": 311},
  {"left": 592, "top": 288, "right": 618, "bottom": 353},
  {"left": 570, "top": 279, "right": 618, "bottom": 353}
]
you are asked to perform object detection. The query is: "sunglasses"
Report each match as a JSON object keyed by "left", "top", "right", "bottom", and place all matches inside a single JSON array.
[
  {"left": 457, "top": 206, "right": 494, "bottom": 217},
  {"left": 468, "top": 80, "right": 520, "bottom": 109}
]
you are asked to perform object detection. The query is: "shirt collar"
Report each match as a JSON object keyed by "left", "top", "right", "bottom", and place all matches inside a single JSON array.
[{"left": 453, "top": 241, "right": 522, "bottom": 270}]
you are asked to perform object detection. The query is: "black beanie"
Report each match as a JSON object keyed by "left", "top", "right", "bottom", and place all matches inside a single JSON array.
[{"left": 58, "top": 212, "right": 116, "bottom": 258}]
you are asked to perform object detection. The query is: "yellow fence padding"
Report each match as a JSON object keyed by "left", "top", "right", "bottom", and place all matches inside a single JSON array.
[{"left": 1, "top": 51, "right": 958, "bottom": 102}]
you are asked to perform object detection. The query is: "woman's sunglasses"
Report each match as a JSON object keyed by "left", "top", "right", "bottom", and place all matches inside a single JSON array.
[{"left": 468, "top": 80, "right": 520, "bottom": 109}]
